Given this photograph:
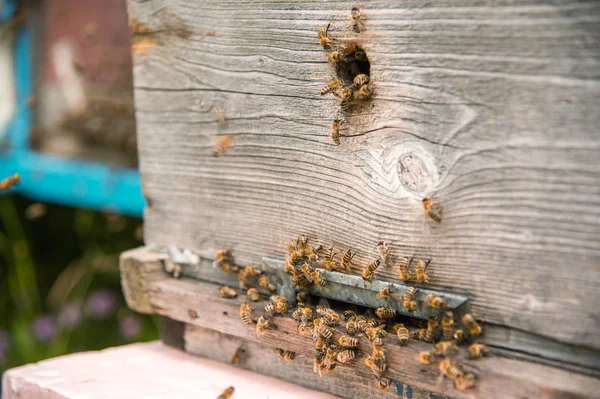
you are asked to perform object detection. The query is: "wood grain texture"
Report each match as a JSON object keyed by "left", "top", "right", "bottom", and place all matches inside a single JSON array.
[
  {"left": 120, "top": 249, "right": 600, "bottom": 399},
  {"left": 129, "top": 0, "right": 600, "bottom": 353}
]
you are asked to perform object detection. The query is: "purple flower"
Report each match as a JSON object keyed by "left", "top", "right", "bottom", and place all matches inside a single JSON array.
[
  {"left": 0, "top": 329, "right": 9, "bottom": 364},
  {"left": 119, "top": 315, "right": 142, "bottom": 339},
  {"left": 57, "top": 303, "right": 83, "bottom": 329},
  {"left": 84, "top": 290, "right": 118, "bottom": 319},
  {"left": 33, "top": 315, "right": 57, "bottom": 342}
]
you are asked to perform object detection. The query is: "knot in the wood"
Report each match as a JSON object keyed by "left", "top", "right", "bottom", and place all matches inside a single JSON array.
[{"left": 397, "top": 151, "right": 437, "bottom": 197}]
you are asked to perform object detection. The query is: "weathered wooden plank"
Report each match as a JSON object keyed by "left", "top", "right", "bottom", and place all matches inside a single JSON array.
[
  {"left": 129, "top": 0, "right": 600, "bottom": 353},
  {"left": 120, "top": 248, "right": 600, "bottom": 399}
]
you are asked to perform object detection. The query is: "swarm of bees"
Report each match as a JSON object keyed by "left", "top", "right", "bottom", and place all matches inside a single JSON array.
[{"left": 318, "top": 7, "right": 373, "bottom": 146}]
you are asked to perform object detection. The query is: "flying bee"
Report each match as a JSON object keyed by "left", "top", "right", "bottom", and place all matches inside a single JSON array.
[
  {"left": 422, "top": 198, "right": 442, "bottom": 223},
  {"left": 398, "top": 256, "right": 412, "bottom": 281},
  {"left": 231, "top": 347, "right": 246, "bottom": 365},
  {"left": 454, "top": 329, "right": 467, "bottom": 343},
  {"left": 441, "top": 311, "right": 454, "bottom": 340},
  {"left": 414, "top": 259, "right": 431, "bottom": 283},
  {"left": 426, "top": 294, "right": 446, "bottom": 310},
  {"left": 365, "top": 324, "right": 387, "bottom": 340},
  {"left": 341, "top": 248, "right": 355, "bottom": 271},
  {"left": 256, "top": 314, "right": 274, "bottom": 336},
  {"left": 417, "top": 351, "right": 436, "bottom": 365},
  {"left": 330, "top": 119, "right": 342, "bottom": 145},
  {"left": 439, "top": 357, "right": 464, "bottom": 381},
  {"left": 239, "top": 303, "right": 254, "bottom": 325},
  {"left": 434, "top": 341, "right": 459, "bottom": 356},
  {"left": 340, "top": 87, "right": 355, "bottom": 111},
  {"left": 217, "top": 386, "right": 235, "bottom": 399},
  {"left": 355, "top": 83, "right": 374, "bottom": 100},
  {"left": 317, "top": 23, "right": 332, "bottom": 49},
  {"left": 247, "top": 288, "right": 260, "bottom": 302},
  {"left": 343, "top": 310, "right": 357, "bottom": 321},
  {"left": 313, "top": 318, "right": 335, "bottom": 339},
  {"left": 0, "top": 173, "right": 20, "bottom": 191},
  {"left": 425, "top": 317, "right": 439, "bottom": 343},
  {"left": 353, "top": 73, "right": 369, "bottom": 88},
  {"left": 310, "top": 269, "right": 328, "bottom": 287},
  {"left": 338, "top": 334, "right": 359, "bottom": 347},
  {"left": 455, "top": 373, "right": 478, "bottom": 390},
  {"left": 462, "top": 314, "right": 482, "bottom": 336},
  {"left": 377, "top": 377, "right": 391, "bottom": 391},
  {"left": 336, "top": 349, "right": 356, "bottom": 364},
  {"left": 276, "top": 348, "right": 296, "bottom": 361},
  {"left": 350, "top": 6, "right": 366, "bottom": 33},
  {"left": 376, "top": 284, "right": 395, "bottom": 300},
  {"left": 376, "top": 241, "right": 390, "bottom": 266},
  {"left": 468, "top": 343, "right": 489, "bottom": 359},
  {"left": 296, "top": 291, "right": 310, "bottom": 306},
  {"left": 218, "top": 286, "right": 237, "bottom": 299},
  {"left": 362, "top": 259, "right": 380, "bottom": 280},
  {"left": 324, "top": 247, "right": 339, "bottom": 270},
  {"left": 258, "top": 275, "right": 276, "bottom": 292},
  {"left": 375, "top": 306, "right": 397, "bottom": 319},
  {"left": 402, "top": 286, "right": 417, "bottom": 312},
  {"left": 393, "top": 323, "right": 409, "bottom": 345}
]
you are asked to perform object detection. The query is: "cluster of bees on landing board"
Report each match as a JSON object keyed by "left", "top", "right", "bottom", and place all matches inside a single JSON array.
[
  {"left": 317, "top": 7, "right": 373, "bottom": 146},
  {"left": 212, "top": 235, "right": 486, "bottom": 392}
]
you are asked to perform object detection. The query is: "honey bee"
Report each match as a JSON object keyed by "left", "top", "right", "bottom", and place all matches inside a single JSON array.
[
  {"left": 258, "top": 275, "right": 276, "bottom": 292},
  {"left": 215, "top": 106, "right": 226, "bottom": 125},
  {"left": 402, "top": 286, "right": 417, "bottom": 312},
  {"left": 292, "top": 306, "right": 313, "bottom": 325},
  {"left": 365, "top": 355, "right": 382, "bottom": 376},
  {"left": 218, "top": 286, "right": 237, "bottom": 299},
  {"left": 243, "top": 265, "right": 262, "bottom": 277},
  {"left": 317, "top": 23, "right": 332, "bottom": 49},
  {"left": 217, "top": 386, "right": 234, "bottom": 399},
  {"left": 439, "top": 357, "right": 464, "bottom": 381},
  {"left": 393, "top": 323, "right": 409, "bottom": 345},
  {"left": 212, "top": 136, "right": 234, "bottom": 157},
  {"left": 264, "top": 302, "right": 276, "bottom": 316},
  {"left": 365, "top": 324, "right": 387, "bottom": 340},
  {"left": 270, "top": 295, "right": 290, "bottom": 314},
  {"left": 300, "top": 262, "right": 313, "bottom": 280},
  {"left": 398, "top": 256, "right": 412, "bottom": 281},
  {"left": 455, "top": 373, "right": 478, "bottom": 390},
  {"left": 414, "top": 259, "right": 431, "bottom": 283},
  {"left": 0, "top": 174, "right": 20, "bottom": 191},
  {"left": 330, "top": 119, "right": 342, "bottom": 145},
  {"left": 324, "top": 247, "right": 339, "bottom": 271},
  {"left": 425, "top": 317, "right": 439, "bottom": 343},
  {"left": 422, "top": 198, "right": 442, "bottom": 223},
  {"left": 417, "top": 351, "right": 436, "bottom": 365},
  {"left": 356, "top": 316, "right": 369, "bottom": 332},
  {"left": 336, "top": 349, "right": 356, "bottom": 364},
  {"left": 355, "top": 83, "right": 373, "bottom": 100},
  {"left": 284, "top": 258, "right": 295, "bottom": 275},
  {"left": 362, "top": 259, "right": 380, "bottom": 280},
  {"left": 246, "top": 288, "right": 260, "bottom": 302},
  {"left": 343, "top": 310, "right": 357, "bottom": 321},
  {"left": 231, "top": 347, "right": 246, "bottom": 364},
  {"left": 316, "top": 306, "right": 340, "bottom": 326},
  {"left": 377, "top": 377, "right": 390, "bottom": 391},
  {"left": 372, "top": 346, "right": 387, "bottom": 371},
  {"left": 454, "top": 329, "right": 467, "bottom": 343},
  {"left": 350, "top": 6, "right": 365, "bottom": 33},
  {"left": 346, "top": 319, "right": 358, "bottom": 335},
  {"left": 256, "top": 314, "right": 274, "bottom": 336},
  {"left": 468, "top": 343, "right": 488, "bottom": 359},
  {"left": 297, "top": 323, "right": 314, "bottom": 338},
  {"left": 426, "top": 294, "right": 446, "bottom": 310},
  {"left": 411, "top": 328, "right": 428, "bottom": 341},
  {"left": 240, "top": 303, "right": 254, "bottom": 325},
  {"left": 338, "top": 334, "right": 359, "bottom": 347},
  {"left": 375, "top": 306, "right": 397, "bottom": 319},
  {"left": 237, "top": 270, "right": 252, "bottom": 289},
  {"left": 297, "top": 235, "right": 309, "bottom": 254},
  {"left": 276, "top": 348, "right": 296, "bottom": 361},
  {"left": 353, "top": 73, "right": 369, "bottom": 88},
  {"left": 376, "top": 241, "right": 390, "bottom": 266},
  {"left": 376, "top": 284, "right": 395, "bottom": 300},
  {"left": 434, "top": 341, "right": 459, "bottom": 356},
  {"left": 340, "top": 87, "right": 355, "bottom": 111},
  {"left": 462, "top": 314, "right": 482, "bottom": 336},
  {"left": 371, "top": 337, "right": 384, "bottom": 347},
  {"left": 315, "top": 334, "right": 327, "bottom": 350},
  {"left": 327, "top": 50, "right": 342, "bottom": 63},
  {"left": 441, "top": 311, "right": 454, "bottom": 341},
  {"left": 312, "top": 244, "right": 323, "bottom": 255},
  {"left": 310, "top": 269, "right": 328, "bottom": 287},
  {"left": 341, "top": 248, "right": 355, "bottom": 271},
  {"left": 313, "top": 318, "right": 335, "bottom": 339}
]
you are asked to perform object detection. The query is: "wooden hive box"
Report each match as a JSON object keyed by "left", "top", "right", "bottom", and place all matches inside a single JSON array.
[{"left": 120, "top": 1, "right": 600, "bottom": 398}]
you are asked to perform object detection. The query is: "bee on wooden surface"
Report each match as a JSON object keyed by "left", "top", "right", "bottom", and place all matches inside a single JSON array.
[
  {"left": 310, "top": 269, "right": 328, "bottom": 287},
  {"left": 0, "top": 174, "right": 20, "bottom": 191},
  {"left": 346, "top": 319, "right": 358, "bottom": 335},
  {"left": 365, "top": 355, "right": 382, "bottom": 376},
  {"left": 276, "top": 348, "right": 296, "bottom": 361},
  {"left": 441, "top": 311, "right": 454, "bottom": 341},
  {"left": 355, "top": 83, "right": 374, "bottom": 100},
  {"left": 343, "top": 310, "right": 357, "bottom": 321},
  {"left": 468, "top": 343, "right": 488, "bottom": 359},
  {"left": 338, "top": 334, "right": 359, "bottom": 347},
  {"left": 422, "top": 198, "right": 442, "bottom": 223},
  {"left": 376, "top": 284, "right": 395, "bottom": 300},
  {"left": 256, "top": 314, "right": 274, "bottom": 336},
  {"left": 324, "top": 247, "right": 339, "bottom": 271},
  {"left": 312, "top": 243, "right": 323, "bottom": 256},
  {"left": 316, "top": 306, "right": 340, "bottom": 326},
  {"left": 393, "top": 323, "right": 409, "bottom": 345},
  {"left": 371, "top": 337, "right": 384, "bottom": 347},
  {"left": 317, "top": 22, "right": 332, "bottom": 49},
  {"left": 365, "top": 324, "right": 387, "bottom": 341},
  {"left": 455, "top": 372, "right": 477, "bottom": 390},
  {"left": 315, "top": 334, "right": 327, "bottom": 350},
  {"left": 264, "top": 302, "right": 276, "bottom": 316},
  {"left": 398, "top": 256, "right": 412, "bottom": 281},
  {"left": 330, "top": 119, "right": 342, "bottom": 145},
  {"left": 258, "top": 275, "right": 276, "bottom": 292},
  {"left": 372, "top": 346, "right": 387, "bottom": 372},
  {"left": 336, "top": 349, "right": 356, "bottom": 364},
  {"left": 376, "top": 241, "right": 390, "bottom": 266},
  {"left": 217, "top": 386, "right": 235, "bottom": 399},
  {"left": 377, "top": 377, "right": 391, "bottom": 391},
  {"left": 402, "top": 286, "right": 417, "bottom": 312},
  {"left": 439, "top": 357, "right": 464, "bottom": 381},
  {"left": 353, "top": 73, "right": 369, "bottom": 88},
  {"left": 327, "top": 50, "right": 342, "bottom": 64},
  {"left": 270, "top": 295, "right": 290, "bottom": 314},
  {"left": 246, "top": 288, "right": 260, "bottom": 302},
  {"left": 231, "top": 347, "right": 246, "bottom": 365},
  {"left": 417, "top": 351, "right": 436, "bottom": 365},
  {"left": 215, "top": 106, "right": 226, "bottom": 125},
  {"left": 239, "top": 303, "right": 254, "bottom": 325},
  {"left": 298, "top": 323, "right": 314, "bottom": 338},
  {"left": 426, "top": 294, "right": 446, "bottom": 310},
  {"left": 218, "top": 286, "right": 237, "bottom": 299},
  {"left": 414, "top": 259, "right": 431, "bottom": 283},
  {"left": 375, "top": 306, "right": 397, "bottom": 320},
  {"left": 434, "top": 341, "right": 459, "bottom": 356},
  {"left": 313, "top": 318, "right": 335, "bottom": 339},
  {"left": 462, "top": 314, "right": 482, "bottom": 336},
  {"left": 425, "top": 317, "right": 439, "bottom": 343},
  {"left": 292, "top": 306, "right": 314, "bottom": 325},
  {"left": 297, "top": 235, "right": 309, "bottom": 254},
  {"left": 362, "top": 259, "right": 380, "bottom": 280},
  {"left": 341, "top": 248, "right": 355, "bottom": 271},
  {"left": 340, "top": 87, "right": 355, "bottom": 111},
  {"left": 454, "top": 329, "right": 467, "bottom": 343},
  {"left": 356, "top": 316, "right": 369, "bottom": 332},
  {"left": 212, "top": 136, "right": 234, "bottom": 157},
  {"left": 411, "top": 328, "right": 428, "bottom": 341},
  {"left": 350, "top": 6, "right": 366, "bottom": 33}
]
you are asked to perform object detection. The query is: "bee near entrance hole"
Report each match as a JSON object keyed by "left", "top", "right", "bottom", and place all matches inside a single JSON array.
[{"left": 333, "top": 44, "right": 371, "bottom": 87}]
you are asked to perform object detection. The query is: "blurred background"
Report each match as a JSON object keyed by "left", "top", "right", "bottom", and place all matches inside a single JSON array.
[{"left": 0, "top": 0, "right": 158, "bottom": 388}]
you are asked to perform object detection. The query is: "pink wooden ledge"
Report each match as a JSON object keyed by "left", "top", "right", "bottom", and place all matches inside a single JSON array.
[{"left": 2, "top": 342, "right": 340, "bottom": 399}]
